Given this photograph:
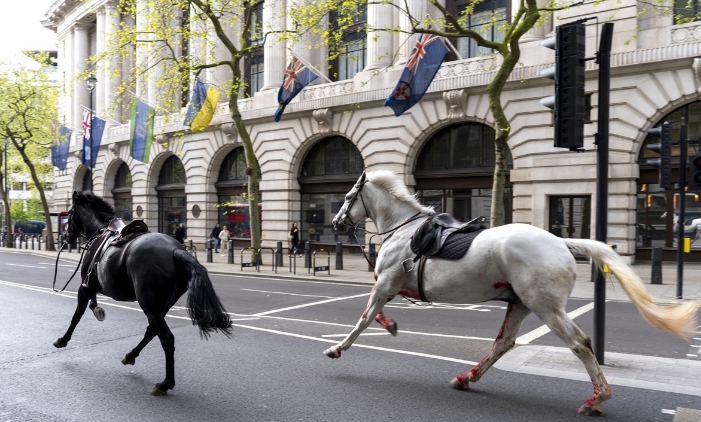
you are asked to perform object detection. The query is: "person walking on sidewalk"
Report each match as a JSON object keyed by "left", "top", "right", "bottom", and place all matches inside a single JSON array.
[
  {"left": 289, "top": 222, "right": 300, "bottom": 256},
  {"left": 174, "top": 223, "right": 186, "bottom": 244},
  {"left": 210, "top": 223, "right": 222, "bottom": 253},
  {"left": 219, "top": 225, "right": 230, "bottom": 252}
]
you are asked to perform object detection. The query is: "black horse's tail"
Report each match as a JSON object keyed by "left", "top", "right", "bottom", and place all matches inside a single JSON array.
[{"left": 174, "top": 249, "right": 233, "bottom": 339}]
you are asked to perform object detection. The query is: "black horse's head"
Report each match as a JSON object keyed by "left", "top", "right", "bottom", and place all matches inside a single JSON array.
[{"left": 66, "top": 191, "right": 115, "bottom": 242}]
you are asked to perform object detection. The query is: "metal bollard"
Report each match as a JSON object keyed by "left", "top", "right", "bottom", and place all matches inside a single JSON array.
[
  {"left": 206, "top": 239, "right": 213, "bottom": 263},
  {"left": 38, "top": 236, "right": 42, "bottom": 251},
  {"left": 651, "top": 247, "right": 663, "bottom": 284},
  {"left": 368, "top": 243, "right": 376, "bottom": 271},
  {"left": 275, "top": 241, "right": 283, "bottom": 267},
  {"left": 31, "top": 236, "right": 35, "bottom": 250},
  {"left": 228, "top": 240, "right": 234, "bottom": 264},
  {"left": 336, "top": 242, "right": 343, "bottom": 270},
  {"left": 304, "top": 241, "right": 311, "bottom": 268}
]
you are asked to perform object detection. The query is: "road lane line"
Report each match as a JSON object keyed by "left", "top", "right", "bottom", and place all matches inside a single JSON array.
[
  {"left": 241, "top": 288, "right": 334, "bottom": 299},
  {"left": 322, "top": 333, "right": 391, "bottom": 337},
  {"left": 5, "top": 263, "right": 47, "bottom": 269},
  {"left": 233, "top": 323, "right": 478, "bottom": 365},
  {"left": 253, "top": 293, "right": 371, "bottom": 316},
  {"left": 516, "top": 302, "right": 595, "bottom": 345}
]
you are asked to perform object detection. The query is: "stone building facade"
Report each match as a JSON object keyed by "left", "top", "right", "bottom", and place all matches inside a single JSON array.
[{"left": 42, "top": 0, "right": 701, "bottom": 262}]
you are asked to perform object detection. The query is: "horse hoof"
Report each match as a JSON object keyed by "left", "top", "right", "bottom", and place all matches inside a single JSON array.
[
  {"left": 450, "top": 377, "right": 469, "bottom": 390},
  {"left": 578, "top": 404, "right": 603, "bottom": 416},
  {"left": 323, "top": 348, "right": 341, "bottom": 359},
  {"left": 93, "top": 306, "right": 105, "bottom": 321},
  {"left": 150, "top": 385, "right": 168, "bottom": 396},
  {"left": 121, "top": 355, "right": 135, "bottom": 366},
  {"left": 53, "top": 338, "right": 67, "bottom": 348},
  {"left": 387, "top": 320, "right": 398, "bottom": 336}
]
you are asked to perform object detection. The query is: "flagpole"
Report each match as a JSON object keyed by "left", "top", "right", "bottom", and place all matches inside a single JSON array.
[
  {"left": 287, "top": 48, "right": 333, "bottom": 84},
  {"left": 127, "top": 91, "right": 168, "bottom": 114},
  {"left": 440, "top": 37, "right": 463, "bottom": 60},
  {"left": 80, "top": 105, "right": 121, "bottom": 126}
]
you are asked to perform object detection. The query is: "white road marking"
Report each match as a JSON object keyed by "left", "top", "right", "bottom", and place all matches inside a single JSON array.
[
  {"left": 5, "top": 263, "right": 46, "bottom": 269},
  {"left": 241, "top": 288, "right": 333, "bottom": 299},
  {"left": 661, "top": 409, "right": 676, "bottom": 415},
  {"left": 516, "top": 302, "right": 595, "bottom": 345},
  {"left": 322, "top": 332, "right": 391, "bottom": 338},
  {"left": 253, "top": 293, "right": 371, "bottom": 316}
]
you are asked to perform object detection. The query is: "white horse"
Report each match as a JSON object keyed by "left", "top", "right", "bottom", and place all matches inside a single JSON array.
[
  {"left": 661, "top": 211, "right": 701, "bottom": 244},
  {"left": 326, "top": 170, "right": 699, "bottom": 416}
]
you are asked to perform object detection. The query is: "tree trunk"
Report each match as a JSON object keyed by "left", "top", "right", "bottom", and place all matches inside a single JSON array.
[
  {"left": 0, "top": 170, "right": 12, "bottom": 248},
  {"left": 10, "top": 139, "right": 56, "bottom": 251}
]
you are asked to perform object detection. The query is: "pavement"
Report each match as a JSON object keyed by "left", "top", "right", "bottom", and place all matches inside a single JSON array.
[{"left": 3, "top": 244, "right": 701, "bottom": 415}]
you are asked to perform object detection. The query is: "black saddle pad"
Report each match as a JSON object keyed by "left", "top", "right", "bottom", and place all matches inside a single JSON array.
[{"left": 431, "top": 228, "right": 485, "bottom": 260}]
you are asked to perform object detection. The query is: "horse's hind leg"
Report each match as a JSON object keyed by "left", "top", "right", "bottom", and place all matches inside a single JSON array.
[
  {"left": 535, "top": 308, "right": 611, "bottom": 416},
  {"left": 53, "top": 285, "right": 91, "bottom": 348},
  {"left": 121, "top": 326, "right": 155, "bottom": 366},
  {"left": 451, "top": 301, "right": 531, "bottom": 390},
  {"left": 145, "top": 313, "right": 176, "bottom": 396},
  {"left": 375, "top": 311, "right": 397, "bottom": 335}
]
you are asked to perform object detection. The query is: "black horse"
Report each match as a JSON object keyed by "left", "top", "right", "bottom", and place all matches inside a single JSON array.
[{"left": 54, "top": 191, "right": 232, "bottom": 395}]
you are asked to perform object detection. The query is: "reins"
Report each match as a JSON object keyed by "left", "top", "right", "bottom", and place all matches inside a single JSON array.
[
  {"left": 352, "top": 211, "right": 425, "bottom": 269},
  {"left": 52, "top": 230, "right": 101, "bottom": 293}
]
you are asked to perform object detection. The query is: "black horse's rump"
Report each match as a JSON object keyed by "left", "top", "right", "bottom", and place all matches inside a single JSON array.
[
  {"left": 175, "top": 249, "right": 233, "bottom": 338},
  {"left": 55, "top": 190, "right": 233, "bottom": 395}
]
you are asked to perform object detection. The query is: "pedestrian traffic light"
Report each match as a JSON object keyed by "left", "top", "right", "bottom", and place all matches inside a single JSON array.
[
  {"left": 646, "top": 122, "right": 672, "bottom": 190},
  {"left": 689, "top": 152, "right": 701, "bottom": 190},
  {"left": 540, "top": 21, "right": 586, "bottom": 151}
]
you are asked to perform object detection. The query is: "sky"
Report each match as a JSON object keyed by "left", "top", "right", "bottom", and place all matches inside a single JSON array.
[{"left": 0, "top": 1, "right": 59, "bottom": 63}]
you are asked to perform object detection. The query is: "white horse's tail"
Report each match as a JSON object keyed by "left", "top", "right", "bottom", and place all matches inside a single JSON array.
[{"left": 563, "top": 238, "right": 699, "bottom": 341}]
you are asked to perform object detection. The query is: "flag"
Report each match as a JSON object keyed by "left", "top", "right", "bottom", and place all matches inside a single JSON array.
[
  {"left": 129, "top": 97, "right": 155, "bottom": 163},
  {"left": 183, "top": 78, "right": 221, "bottom": 132},
  {"left": 51, "top": 126, "right": 72, "bottom": 171},
  {"left": 384, "top": 32, "right": 449, "bottom": 116},
  {"left": 80, "top": 111, "right": 106, "bottom": 168},
  {"left": 274, "top": 57, "right": 319, "bottom": 122}
]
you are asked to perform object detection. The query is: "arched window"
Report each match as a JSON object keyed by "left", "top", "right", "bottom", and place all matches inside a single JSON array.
[
  {"left": 299, "top": 136, "right": 365, "bottom": 243},
  {"left": 112, "top": 163, "right": 132, "bottom": 221},
  {"left": 157, "top": 156, "right": 186, "bottom": 236},
  {"left": 216, "top": 148, "right": 258, "bottom": 240},
  {"left": 218, "top": 148, "right": 247, "bottom": 182},
  {"left": 416, "top": 123, "right": 500, "bottom": 172},
  {"left": 81, "top": 171, "right": 90, "bottom": 191}
]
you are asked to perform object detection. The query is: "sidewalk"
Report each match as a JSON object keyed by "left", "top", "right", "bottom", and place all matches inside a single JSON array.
[{"left": 3, "top": 246, "right": 701, "bottom": 403}]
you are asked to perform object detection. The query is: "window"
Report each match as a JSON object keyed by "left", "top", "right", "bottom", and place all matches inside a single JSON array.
[
  {"left": 416, "top": 123, "right": 506, "bottom": 172},
  {"left": 548, "top": 196, "right": 591, "bottom": 239},
  {"left": 418, "top": 188, "right": 512, "bottom": 225},
  {"left": 218, "top": 148, "right": 247, "bottom": 182},
  {"left": 113, "top": 163, "right": 132, "bottom": 221},
  {"left": 244, "top": 2, "right": 264, "bottom": 96},
  {"left": 158, "top": 155, "right": 186, "bottom": 186},
  {"left": 300, "top": 136, "right": 364, "bottom": 178},
  {"left": 675, "top": 0, "right": 701, "bottom": 24},
  {"left": 114, "top": 163, "right": 132, "bottom": 188},
  {"left": 446, "top": 0, "right": 508, "bottom": 60},
  {"left": 330, "top": 5, "right": 367, "bottom": 81}
]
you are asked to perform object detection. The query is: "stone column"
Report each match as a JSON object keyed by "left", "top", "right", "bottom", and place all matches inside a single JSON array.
[
  {"left": 208, "top": 1, "right": 232, "bottom": 100},
  {"left": 95, "top": 8, "right": 106, "bottom": 116},
  {"left": 105, "top": 1, "right": 122, "bottom": 121},
  {"left": 364, "top": 0, "right": 393, "bottom": 71},
  {"left": 73, "top": 24, "right": 90, "bottom": 136},
  {"left": 59, "top": 31, "right": 74, "bottom": 139},
  {"left": 135, "top": 0, "right": 149, "bottom": 99},
  {"left": 261, "top": 0, "right": 287, "bottom": 92}
]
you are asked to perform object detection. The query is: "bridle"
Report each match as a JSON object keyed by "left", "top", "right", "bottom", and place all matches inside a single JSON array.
[{"left": 52, "top": 205, "right": 101, "bottom": 292}]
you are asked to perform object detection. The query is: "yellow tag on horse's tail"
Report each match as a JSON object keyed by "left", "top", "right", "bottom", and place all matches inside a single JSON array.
[
  {"left": 684, "top": 238, "right": 691, "bottom": 253},
  {"left": 603, "top": 244, "right": 616, "bottom": 273}
]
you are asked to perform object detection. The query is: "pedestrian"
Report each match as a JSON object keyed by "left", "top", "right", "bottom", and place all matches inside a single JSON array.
[
  {"left": 174, "top": 223, "right": 186, "bottom": 244},
  {"left": 210, "top": 223, "right": 222, "bottom": 253},
  {"left": 289, "top": 222, "right": 300, "bottom": 256},
  {"left": 219, "top": 224, "right": 230, "bottom": 251}
]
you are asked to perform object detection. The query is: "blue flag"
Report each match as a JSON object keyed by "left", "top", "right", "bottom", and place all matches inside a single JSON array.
[
  {"left": 51, "top": 126, "right": 72, "bottom": 171},
  {"left": 384, "top": 32, "right": 449, "bottom": 116},
  {"left": 274, "top": 57, "right": 319, "bottom": 122},
  {"left": 81, "top": 110, "right": 106, "bottom": 168},
  {"left": 129, "top": 97, "right": 155, "bottom": 163}
]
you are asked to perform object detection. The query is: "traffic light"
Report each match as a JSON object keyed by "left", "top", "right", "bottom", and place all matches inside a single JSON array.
[
  {"left": 646, "top": 122, "right": 672, "bottom": 190},
  {"left": 690, "top": 153, "right": 701, "bottom": 190},
  {"left": 540, "top": 21, "right": 586, "bottom": 151}
]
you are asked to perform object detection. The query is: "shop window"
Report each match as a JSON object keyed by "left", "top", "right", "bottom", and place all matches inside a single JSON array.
[{"left": 548, "top": 196, "right": 591, "bottom": 239}]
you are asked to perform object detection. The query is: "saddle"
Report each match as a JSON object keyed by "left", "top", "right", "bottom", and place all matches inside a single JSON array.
[{"left": 410, "top": 214, "right": 486, "bottom": 262}]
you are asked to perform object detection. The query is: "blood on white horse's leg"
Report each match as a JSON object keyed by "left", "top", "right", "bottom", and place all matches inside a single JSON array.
[
  {"left": 374, "top": 311, "right": 397, "bottom": 336},
  {"left": 451, "top": 302, "right": 531, "bottom": 390},
  {"left": 324, "top": 287, "right": 391, "bottom": 358},
  {"left": 537, "top": 309, "right": 611, "bottom": 416}
]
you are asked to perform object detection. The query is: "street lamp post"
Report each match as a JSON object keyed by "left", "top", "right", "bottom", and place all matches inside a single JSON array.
[{"left": 86, "top": 76, "right": 97, "bottom": 193}]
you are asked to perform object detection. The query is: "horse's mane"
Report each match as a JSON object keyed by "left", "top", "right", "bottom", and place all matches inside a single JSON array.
[
  {"left": 366, "top": 170, "right": 435, "bottom": 215},
  {"left": 74, "top": 191, "right": 116, "bottom": 223}
]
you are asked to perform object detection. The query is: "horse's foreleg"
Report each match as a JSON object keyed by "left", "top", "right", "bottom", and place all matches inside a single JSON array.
[
  {"left": 121, "top": 326, "right": 155, "bottom": 366},
  {"left": 324, "top": 287, "right": 392, "bottom": 358},
  {"left": 53, "top": 285, "right": 91, "bottom": 348},
  {"left": 538, "top": 309, "right": 611, "bottom": 416},
  {"left": 451, "top": 302, "right": 531, "bottom": 390},
  {"left": 146, "top": 314, "right": 176, "bottom": 396},
  {"left": 374, "top": 311, "right": 397, "bottom": 336},
  {"left": 88, "top": 293, "right": 105, "bottom": 321}
]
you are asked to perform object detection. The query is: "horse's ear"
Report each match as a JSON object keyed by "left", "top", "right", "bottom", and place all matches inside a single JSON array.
[
  {"left": 358, "top": 171, "right": 366, "bottom": 185},
  {"left": 72, "top": 191, "right": 79, "bottom": 201}
]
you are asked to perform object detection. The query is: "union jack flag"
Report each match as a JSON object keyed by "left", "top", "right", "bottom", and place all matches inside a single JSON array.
[
  {"left": 83, "top": 109, "right": 92, "bottom": 141},
  {"left": 384, "top": 30, "right": 449, "bottom": 117},
  {"left": 275, "top": 57, "right": 319, "bottom": 122}
]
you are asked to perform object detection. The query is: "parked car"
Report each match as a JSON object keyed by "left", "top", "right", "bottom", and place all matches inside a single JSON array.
[{"left": 13, "top": 220, "right": 46, "bottom": 236}]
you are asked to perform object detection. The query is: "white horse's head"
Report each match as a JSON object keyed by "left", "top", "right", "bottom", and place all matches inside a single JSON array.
[{"left": 332, "top": 172, "right": 367, "bottom": 233}]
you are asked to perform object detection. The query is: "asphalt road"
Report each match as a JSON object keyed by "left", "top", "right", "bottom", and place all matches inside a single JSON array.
[{"left": 1, "top": 250, "right": 700, "bottom": 421}]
